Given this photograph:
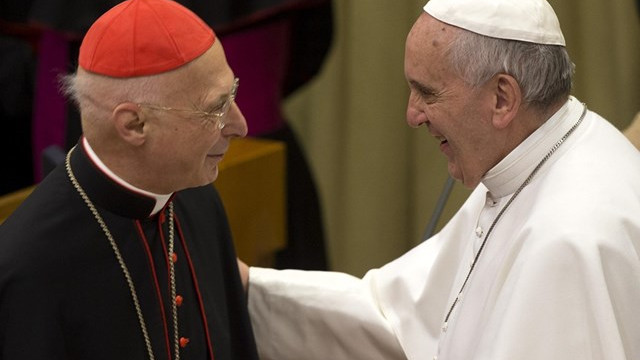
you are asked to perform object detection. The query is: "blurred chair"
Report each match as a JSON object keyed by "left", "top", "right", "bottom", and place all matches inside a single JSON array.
[{"left": 216, "top": 138, "right": 287, "bottom": 266}]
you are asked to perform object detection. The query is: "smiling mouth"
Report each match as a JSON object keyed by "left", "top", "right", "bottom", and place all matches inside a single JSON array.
[
  {"left": 208, "top": 148, "right": 228, "bottom": 158},
  {"left": 436, "top": 135, "right": 448, "bottom": 145}
]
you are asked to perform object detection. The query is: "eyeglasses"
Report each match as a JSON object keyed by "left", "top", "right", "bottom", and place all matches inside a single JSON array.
[{"left": 137, "top": 78, "right": 239, "bottom": 130}]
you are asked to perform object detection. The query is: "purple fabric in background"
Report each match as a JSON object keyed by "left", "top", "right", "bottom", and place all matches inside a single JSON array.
[
  {"left": 32, "top": 29, "right": 68, "bottom": 181},
  {"left": 221, "top": 18, "right": 290, "bottom": 136}
]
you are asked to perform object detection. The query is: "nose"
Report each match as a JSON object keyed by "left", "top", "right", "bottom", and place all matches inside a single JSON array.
[
  {"left": 406, "top": 94, "right": 427, "bottom": 128},
  {"left": 222, "top": 102, "right": 248, "bottom": 138}
]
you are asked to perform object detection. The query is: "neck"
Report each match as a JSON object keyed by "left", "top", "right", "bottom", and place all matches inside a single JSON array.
[
  {"left": 85, "top": 137, "right": 172, "bottom": 194},
  {"left": 82, "top": 138, "right": 172, "bottom": 215}
]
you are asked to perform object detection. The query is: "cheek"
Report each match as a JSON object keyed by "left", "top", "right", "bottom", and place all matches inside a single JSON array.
[
  {"left": 165, "top": 132, "right": 205, "bottom": 165},
  {"left": 450, "top": 119, "right": 479, "bottom": 154}
]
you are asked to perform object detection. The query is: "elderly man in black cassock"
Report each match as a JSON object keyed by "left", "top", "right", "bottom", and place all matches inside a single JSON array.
[{"left": 0, "top": 0, "right": 259, "bottom": 359}]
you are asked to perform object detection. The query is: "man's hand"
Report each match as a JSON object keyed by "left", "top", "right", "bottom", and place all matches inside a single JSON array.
[{"left": 237, "top": 258, "right": 249, "bottom": 293}]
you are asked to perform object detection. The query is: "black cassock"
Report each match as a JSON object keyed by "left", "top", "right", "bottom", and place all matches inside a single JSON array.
[{"left": 0, "top": 141, "right": 258, "bottom": 360}]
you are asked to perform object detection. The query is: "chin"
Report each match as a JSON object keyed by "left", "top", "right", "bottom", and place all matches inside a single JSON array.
[
  {"left": 203, "top": 166, "right": 219, "bottom": 184},
  {"left": 184, "top": 172, "right": 218, "bottom": 190},
  {"left": 459, "top": 174, "right": 482, "bottom": 189},
  {"left": 449, "top": 165, "right": 478, "bottom": 189},
  {"left": 448, "top": 163, "right": 462, "bottom": 181}
]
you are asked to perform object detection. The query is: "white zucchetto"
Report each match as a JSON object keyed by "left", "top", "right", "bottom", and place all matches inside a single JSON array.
[{"left": 424, "top": 0, "right": 566, "bottom": 46}]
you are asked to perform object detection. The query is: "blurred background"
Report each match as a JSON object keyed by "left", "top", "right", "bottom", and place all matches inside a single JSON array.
[{"left": 1, "top": 0, "right": 639, "bottom": 277}]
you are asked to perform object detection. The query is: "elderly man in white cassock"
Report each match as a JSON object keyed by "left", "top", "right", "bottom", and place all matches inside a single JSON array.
[{"left": 238, "top": 0, "right": 640, "bottom": 359}]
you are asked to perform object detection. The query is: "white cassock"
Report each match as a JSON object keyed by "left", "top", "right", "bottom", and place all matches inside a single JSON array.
[{"left": 247, "top": 96, "right": 640, "bottom": 360}]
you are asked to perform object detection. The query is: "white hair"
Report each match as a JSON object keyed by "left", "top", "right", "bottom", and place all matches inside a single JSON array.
[
  {"left": 447, "top": 28, "right": 574, "bottom": 110},
  {"left": 59, "top": 70, "right": 174, "bottom": 123}
]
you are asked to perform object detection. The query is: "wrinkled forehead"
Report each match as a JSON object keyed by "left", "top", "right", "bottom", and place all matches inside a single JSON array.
[
  {"left": 406, "top": 13, "right": 457, "bottom": 62},
  {"left": 410, "top": 13, "right": 458, "bottom": 43}
]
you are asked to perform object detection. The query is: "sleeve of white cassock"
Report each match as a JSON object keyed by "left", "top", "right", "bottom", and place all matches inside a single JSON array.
[{"left": 247, "top": 267, "right": 406, "bottom": 360}]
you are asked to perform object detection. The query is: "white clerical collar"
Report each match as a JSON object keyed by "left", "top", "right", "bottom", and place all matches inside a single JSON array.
[
  {"left": 82, "top": 137, "right": 172, "bottom": 216},
  {"left": 482, "top": 96, "right": 584, "bottom": 198}
]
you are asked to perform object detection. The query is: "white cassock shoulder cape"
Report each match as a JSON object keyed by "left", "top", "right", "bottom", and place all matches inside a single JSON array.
[{"left": 248, "top": 97, "right": 640, "bottom": 360}]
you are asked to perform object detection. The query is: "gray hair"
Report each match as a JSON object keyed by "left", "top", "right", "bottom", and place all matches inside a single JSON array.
[
  {"left": 60, "top": 70, "right": 176, "bottom": 123},
  {"left": 447, "top": 29, "right": 574, "bottom": 110}
]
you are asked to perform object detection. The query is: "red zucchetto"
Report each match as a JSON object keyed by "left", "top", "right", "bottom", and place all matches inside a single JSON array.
[{"left": 79, "top": 0, "right": 216, "bottom": 77}]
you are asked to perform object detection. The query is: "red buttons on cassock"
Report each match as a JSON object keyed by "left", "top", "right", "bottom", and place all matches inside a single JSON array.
[
  {"left": 171, "top": 253, "right": 178, "bottom": 263},
  {"left": 179, "top": 337, "right": 190, "bottom": 348},
  {"left": 176, "top": 295, "right": 183, "bottom": 307}
]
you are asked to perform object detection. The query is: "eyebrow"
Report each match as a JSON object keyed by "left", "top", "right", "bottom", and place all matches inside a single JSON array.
[
  {"left": 206, "top": 95, "right": 228, "bottom": 112},
  {"left": 196, "top": 90, "right": 229, "bottom": 113},
  {"left": 409, "top": 79, "right": 438, "bottom": 96},
  {"left": 200, "top": 77, "right": 237, "bottom": 111}
]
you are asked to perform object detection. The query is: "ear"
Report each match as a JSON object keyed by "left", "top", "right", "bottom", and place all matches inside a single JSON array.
[
  {"left": 112, "top": 102, "right": 147, "bottom": 146},
  {"left": 491, "top": 74, "right": 522, "bottom": 129}
]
